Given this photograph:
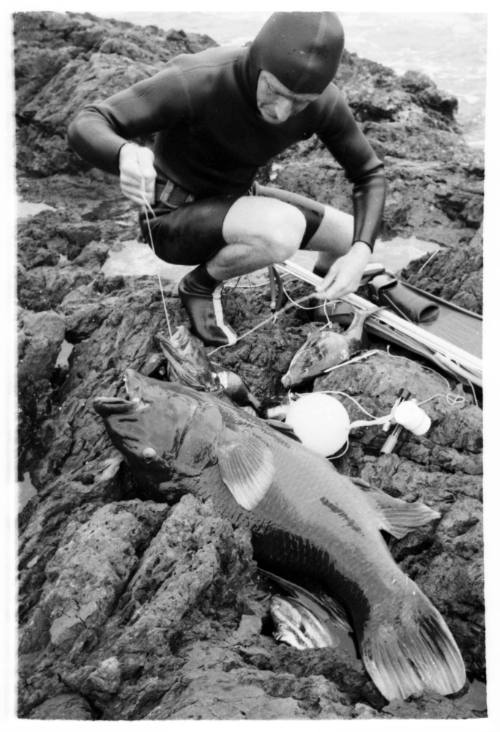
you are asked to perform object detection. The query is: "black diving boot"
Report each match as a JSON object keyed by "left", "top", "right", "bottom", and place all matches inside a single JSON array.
[{"left": 178, "top": 265, "right": 237, "bottom": 347}]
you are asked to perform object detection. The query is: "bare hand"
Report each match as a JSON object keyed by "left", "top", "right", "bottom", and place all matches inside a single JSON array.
[
  {"left": 119, "top": 143, "right": 156, "bottom": 206},
  {"left": 315, "top": 242, "right": 371, "bottom": 300}
]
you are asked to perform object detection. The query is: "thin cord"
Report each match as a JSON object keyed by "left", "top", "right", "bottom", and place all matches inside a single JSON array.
[
  {"left": 208, "top": 291, "right": 317, "bottom": 356},
  {"left": 281, "top": 280, "right": 320, "bottom": 310},
  {"left": 417, "top": 392, "right": 466, "bottom": 408},
  {"left": 322, "top": 349, "right": 379, "bottom": 373},
  {"left": 416, "top": 248, "right": 439, "bottom": 274},
  {"left": 314, "top": 390, "right": 380, "bottom": 419},
  {"left": 385, "top": 345, "right": 471, "bottom": 407},
  {"left": 141, "top": 193, "right": 173, "bottom": 339},
  {"left": 327, "top": 438, "right": 351, "bottom": 460}
]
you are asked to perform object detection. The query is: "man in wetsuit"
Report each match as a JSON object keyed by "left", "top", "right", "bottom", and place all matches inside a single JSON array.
[{"left": 68, "top": 12, "right": 385, "bottom": 346}]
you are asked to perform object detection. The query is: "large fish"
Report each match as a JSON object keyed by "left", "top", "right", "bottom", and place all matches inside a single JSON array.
[{"left": 94, "top": 370, "right": 466, "bottom": 701}]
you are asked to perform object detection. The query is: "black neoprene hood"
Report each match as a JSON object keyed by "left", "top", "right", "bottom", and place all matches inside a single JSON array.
[{"left": 248, "top": 12, "right": 345, "bottom": 94}]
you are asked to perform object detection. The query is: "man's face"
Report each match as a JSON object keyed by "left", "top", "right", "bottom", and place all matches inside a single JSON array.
[{"left": 256, "top": 70, "right": 320, "bottom": 124}]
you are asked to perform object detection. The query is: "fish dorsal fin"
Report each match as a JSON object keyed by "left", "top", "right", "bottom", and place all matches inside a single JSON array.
[
  {"left": 216, "top": 428, "right": 274, "bottom": 511},
  {"left": 351, "top": 477, "right": 440, "bottom": 539}
]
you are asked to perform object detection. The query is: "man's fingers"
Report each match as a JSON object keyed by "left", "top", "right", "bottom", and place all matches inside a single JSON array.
[
  {"left": 136, "top": 148, "right": 156, "bottom": 202},
  {"left": 121, "top": 177, "right": 149, "bottom": 206},
  {"left": 119, "top": 144, "right": 156, "bottom": 205},
  {"left": 315, "top": 268, "right": 351, "bottom": 300},
  {"left": 316, "top": 265, "right": 338, "bottom": 293}
]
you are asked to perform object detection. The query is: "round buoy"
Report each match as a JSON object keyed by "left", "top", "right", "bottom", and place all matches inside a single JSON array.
[{"left": 285, "top": 392, "right": 350, "bottom": 456}]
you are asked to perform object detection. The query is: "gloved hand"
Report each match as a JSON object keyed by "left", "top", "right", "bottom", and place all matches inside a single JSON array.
[
  {"left": 119, "top": 143, "right": 156, "bottom": 206},
  {"left": 315, "top": 241, "right": 371, "bottom": 300}
]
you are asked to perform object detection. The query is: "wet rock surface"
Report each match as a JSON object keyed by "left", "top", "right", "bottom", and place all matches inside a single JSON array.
[
  {"left": 402, "top": 224, "right": 483, "bottom": 314},
  {"left": 15, "top": 11, "right": 484, "bottom": 721}
]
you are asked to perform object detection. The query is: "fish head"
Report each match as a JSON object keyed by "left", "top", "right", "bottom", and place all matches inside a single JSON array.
[
  {"left": 281, "top": 329, "right": 349, "bottom": 388},
  {"left": 94, "top": 369, "right": 221, "bottom": 479},
  {"left": 156, "top": 326, "right": 219, "bottom": 391}
]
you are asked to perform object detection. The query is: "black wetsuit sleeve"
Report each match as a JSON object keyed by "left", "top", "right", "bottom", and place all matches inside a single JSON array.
[
  {"left": 67, "top": 66, "right": 191, "bottom": 175},
  {"left": 317, "top": 92, "right": 386, "bottom": 250}
]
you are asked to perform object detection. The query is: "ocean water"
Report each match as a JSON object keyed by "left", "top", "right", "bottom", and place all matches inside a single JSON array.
[{"left": 107, "top": 11, "right": 487, "bottom": 147}]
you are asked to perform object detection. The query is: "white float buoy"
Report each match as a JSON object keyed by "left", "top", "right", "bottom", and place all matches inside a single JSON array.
[{"left": 285, "top": 392, "right": 351, "bottom": 457}]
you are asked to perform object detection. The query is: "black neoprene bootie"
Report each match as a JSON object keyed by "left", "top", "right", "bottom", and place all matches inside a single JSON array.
[{"left": 178, "top": 265, "right": 237, "bottom": 347}]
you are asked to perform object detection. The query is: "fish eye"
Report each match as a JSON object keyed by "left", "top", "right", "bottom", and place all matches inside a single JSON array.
[{"left": 142, "top": 447, "right": 157, "bottom": 461}]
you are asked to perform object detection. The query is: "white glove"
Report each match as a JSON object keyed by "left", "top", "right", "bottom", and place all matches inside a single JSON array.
[{"left": 119, "top": 143, "right": 156, "bottom": 206}]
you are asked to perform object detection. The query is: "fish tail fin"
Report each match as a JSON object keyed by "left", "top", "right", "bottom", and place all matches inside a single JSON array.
[{"left": 361, "top": 580, "right": 466, "bottom": 701}]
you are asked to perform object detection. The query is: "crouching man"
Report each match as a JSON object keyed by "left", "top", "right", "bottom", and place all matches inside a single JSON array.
[{"left": 68, "top": 12, "right": 386, "bottom": 346}]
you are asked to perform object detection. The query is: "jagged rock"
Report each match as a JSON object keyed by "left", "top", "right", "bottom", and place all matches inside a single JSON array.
[
  {"left": 18, "top": 309, "right": 66, "bottom": 475},
  {"left": 14, "top": 12, "right": 216, "bottom": 176},
  {"left": 314, "top": 350, "right": 484, "bottom": 678},
  {"left": 271, "top": 51, "right": 483, "bottom": 245},
  {"left": 28, "top": 692, "right": 93, "bottom": 720},
  {"left": 14, "top": 10, "right": 485, "bottom": 722},
  {"left": 403, "top": 234, "right": 483, "bottom": 314}
]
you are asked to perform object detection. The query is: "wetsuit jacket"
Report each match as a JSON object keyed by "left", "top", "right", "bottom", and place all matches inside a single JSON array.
[{"left": 68, "top": 45, "right": 386, "bottom": 248}]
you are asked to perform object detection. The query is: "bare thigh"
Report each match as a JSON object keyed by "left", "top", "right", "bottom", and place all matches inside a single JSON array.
[
  {"left": 221, "top": 194, "right": 306, "bottom": 252},
  {"left": 255, "top": 183, "right": 353, "bottom": 257}
]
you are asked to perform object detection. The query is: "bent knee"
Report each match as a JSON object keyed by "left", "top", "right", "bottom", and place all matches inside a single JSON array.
[
  {"left": 267, "top": 207, "right": 306, "bottom": 258},
  {"left": 223, "top": 197, "right": 306, "bottom": 257}
]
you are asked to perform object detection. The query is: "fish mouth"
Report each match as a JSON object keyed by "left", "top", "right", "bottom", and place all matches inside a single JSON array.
[{"left": 93, "top": 369, "right": 145, "bottom": 417}]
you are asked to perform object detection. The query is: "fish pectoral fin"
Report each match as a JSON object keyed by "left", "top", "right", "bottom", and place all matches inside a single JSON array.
[
  {"left": 216, "top": 431, "right": 274, "bottom": 511},
  {"left": 351, "top": 478, "right": 440, "bottom": 539}
]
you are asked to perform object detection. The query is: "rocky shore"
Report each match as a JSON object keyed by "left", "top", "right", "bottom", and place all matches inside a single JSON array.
[{"left": 16, "top": 11, "right": 485, "bottom": 720}]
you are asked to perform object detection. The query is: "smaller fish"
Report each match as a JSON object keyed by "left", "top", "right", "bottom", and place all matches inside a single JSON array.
[
  {"left": 152, "top": 325, "right": 261, "bottom": 411},
  {"left": 282, "top": 309, "right": 370, "bottom": 389},
  {"left": 271, "top": 596, "right": 336, "bottom": 649},
  {"left": 156, "top": 326, "right": 220, "bottom": 392},
  {"left": 264, "top": 569, "right": 355, "bottom": 653}
]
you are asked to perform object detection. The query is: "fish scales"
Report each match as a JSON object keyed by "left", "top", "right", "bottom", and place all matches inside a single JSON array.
[
  {"left": 205, "top": 404, "right": 400, "bottom": 617},
  {"left": 94, "top": 371, "right": 466, "bottom": 701}
]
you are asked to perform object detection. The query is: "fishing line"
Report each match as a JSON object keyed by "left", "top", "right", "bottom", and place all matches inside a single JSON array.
[
  {"left": 281, "top": 280, "right": 321, "bottom": 310},
  {"left": 208, "top": 291, "right": 317, "bottom": 356},
  {"left": 417, "top": 389, "right": 466, "bottom": 408},
  {"left": 314, "top": 390, "right": 380, "bottom": 420},
  {"left": 328, "top": 438, "right": 351, "bottom": 460},
  {"left": 281, "top": 280, "right": 348, "bottom": 332},
  {"left": 385, "top": 346, "right": 468, "bottom": 408},
  {"left": 416, "top": 248, "right": 440, "bottom": 274},
  {"left": 322, "top": 349, "right": 379, "bottom": 373},
  {"left": 466, "top": 377, "right": 479, "bottom": 408},
  {"left": 140, "top": 191, "right": 173, "bottom": 339}
]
